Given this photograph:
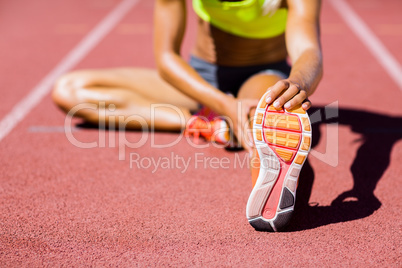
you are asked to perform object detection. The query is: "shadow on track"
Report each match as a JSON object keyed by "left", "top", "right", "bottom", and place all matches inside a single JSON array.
[{"left": 286, "top": 106, "right": 402, "bottom": 231}]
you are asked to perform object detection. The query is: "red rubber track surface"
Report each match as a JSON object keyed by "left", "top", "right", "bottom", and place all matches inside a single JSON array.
[{"left": 0, "top": 0, "right": 401, "bottom": 266}]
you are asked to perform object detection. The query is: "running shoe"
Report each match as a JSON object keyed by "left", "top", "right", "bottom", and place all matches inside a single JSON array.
[
  {"left": 184, "top": 107, "right": 230, "bottom": 145},
  {"left": 247, "top": 92, "right": 312, "bottom": 231}
]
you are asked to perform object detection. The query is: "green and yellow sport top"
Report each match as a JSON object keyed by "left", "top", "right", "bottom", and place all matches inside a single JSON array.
[{"left": 193, "top": 0, "right": 287, "bottom": 39}]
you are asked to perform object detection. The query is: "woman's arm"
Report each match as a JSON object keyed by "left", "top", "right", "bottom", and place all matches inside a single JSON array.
[
  {"left": 266, "top": 0, "right": 323, "bottom": 110},
  {"left": 153, "top": 0, "right": 230, "bottom": 114},
  {"left": 153, "top": 0, "right": 255, "bottom": 152}
]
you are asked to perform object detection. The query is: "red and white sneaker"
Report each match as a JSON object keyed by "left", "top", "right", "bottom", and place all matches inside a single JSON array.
[
  {"left": 184, "top": 107, "right": 231, "bottom": 145},
  {"left": 247, "top": 92, "right": 312, "bottom": 231},
  {"left": 184, "top": 116, "right": 230, "bottom": 144}
]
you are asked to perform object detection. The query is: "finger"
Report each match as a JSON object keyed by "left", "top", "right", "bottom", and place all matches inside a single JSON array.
[
  {"left": 244, "top": 117, "right": 255, "bottom": 152},
  {"left": 230, "top": 114, "right": 246, "bottom": 151},
  {"left": 273, "top": 84, "right": 301, "bottom": 108},
  {"left": 265, "top": 80, "right": 289, "bottom": 105},
  {"left": 241, "top": 131, "right": 253, "bottom": 154},
  {"left": 239, "top": 112, "right": 253, "bottom": 153},
  {"left": 241, "top": 134, "right": 252, "bottom": 153},
  {"left": 233, "top": 125, "right": 251, "bottom": 153},
  {"left": 302, "top": 99, "right": 312, "bottom": 110},
  {"left": 283, "top": 90, "right": 308, "bottom": 110},
  {"left": 239, "top": 125, "right": 252, "bottom": 153}
]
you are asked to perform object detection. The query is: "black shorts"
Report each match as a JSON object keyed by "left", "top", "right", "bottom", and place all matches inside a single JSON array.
[{"left": 189, "top": 55, "right": 291, "bottom": 97}]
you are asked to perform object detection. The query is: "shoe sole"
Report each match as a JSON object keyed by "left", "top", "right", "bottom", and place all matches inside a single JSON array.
[{"left": 246, "top": 93, "right": 312, "bottom": 231}]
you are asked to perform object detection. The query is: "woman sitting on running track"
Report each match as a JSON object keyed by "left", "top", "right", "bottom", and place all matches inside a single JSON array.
[{"left": 52, "top": 0, "right": 322, "bottom": 231}]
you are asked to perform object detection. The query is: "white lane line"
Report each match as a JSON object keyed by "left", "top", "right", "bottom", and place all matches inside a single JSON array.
[
  {"left": 0, "top": 0, "right": 140, "bottom": 142},
  {"left": 328, "top": 0, "right": 402, "bottom": 91},
  {"left": 28, "top": 126, "right": 80, "bottom": 133}
]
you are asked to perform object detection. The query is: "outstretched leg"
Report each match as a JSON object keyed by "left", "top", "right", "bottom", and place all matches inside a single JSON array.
[
  {"left": 238, "top": 73, "right": 313, "bottom": 231},
  {"left": 52, "top": 68, "right": 199, "bottom": 131},
  {"left": 237, "top": 73, "right": 284, "bottom": 186}
]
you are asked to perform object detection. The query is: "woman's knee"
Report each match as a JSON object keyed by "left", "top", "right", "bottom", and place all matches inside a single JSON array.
[
  {"left": 237, "top": 73, "right": 283, "bottom": 100},
  {"left": 237, "top": 73, "right": 284, "bottom": 122}
]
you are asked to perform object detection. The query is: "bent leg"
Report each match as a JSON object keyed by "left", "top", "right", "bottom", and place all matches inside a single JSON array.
[
  {"left": 237, "top": 73, "right": 282, "bottom": 104},
  {"left": 52, "top": 68, "right": 199, "bottom": 131},
  {"left": 237, "top": 73, "right": 284, "bottom": 186},
  {"left": 243, "top": 73, "right": 314, "bottom": 231}
]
